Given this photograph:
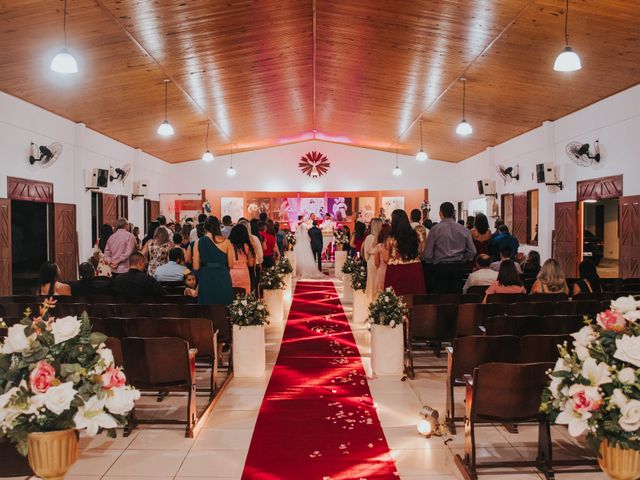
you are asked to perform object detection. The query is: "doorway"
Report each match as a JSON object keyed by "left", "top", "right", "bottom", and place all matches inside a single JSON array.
[
  {"left": 581, "top": 198, "right": 619, "bottom": 278},
  {"left": 11, "top": 200, "right": 53, "bottom": 294}
]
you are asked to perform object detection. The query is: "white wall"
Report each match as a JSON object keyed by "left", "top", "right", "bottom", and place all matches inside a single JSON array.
[{"left": 0, "top": 92, "right": 171, "bottom": 263}]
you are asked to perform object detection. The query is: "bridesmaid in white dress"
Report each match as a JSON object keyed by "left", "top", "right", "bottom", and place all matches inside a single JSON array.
[{"left": 362, "top": 218, "right": 383, "bottom": 300}]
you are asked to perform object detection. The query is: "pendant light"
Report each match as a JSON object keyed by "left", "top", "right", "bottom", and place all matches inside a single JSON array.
[
  {"left": 201, "top": 121, "right": 214, "bottom": 162},
  {"left": 157, "top": 79, "right": 175, "bottom": 136},
  {"left": 455, "top": 78, "right": 473, "bottom": 136},
  {"left": 392, "top": 147, "right": 402, "bottom": 176},
  {"left": 227, "top": 147, "right": 236, "bottom": 176},
  {"left": 50, "top": 0, "right": 78, "bottom": 74},
  {"left": 415, "top": 120, "right": 428, "bottom": 161},
  {"left": 554, "top": 0, "right": 582, "bottom": 72}
]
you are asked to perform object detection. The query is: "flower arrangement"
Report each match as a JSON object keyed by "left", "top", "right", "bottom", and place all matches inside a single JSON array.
[
  {"left": 229, "top": 292, "right": 269, "bottom": 328},
  {"left": 541, "top": 295, "right": 640, "bottom": 451},
  {"left": 341, "top": 256, "right": 359, "bottom": 275},
  {"left": 367, "top": 287, "right": 408, "bottom": 328},
  {"left": 0, "top": 301, "right": 139, "bottom": 455},
  {"left": 351, "top": 264, "right": 367, "bottom": 291},
  {"left": 259, "top": 267, "right": 285, "bottom": 290},
  {"left": 285, "top": 232, "right": 296, "bottom": 248},
  {"left": 333, "top": 229, "right": 349, "bottom": 246},
  {"left": 275, "top": 256, "right": 293, "bottom": 276}
]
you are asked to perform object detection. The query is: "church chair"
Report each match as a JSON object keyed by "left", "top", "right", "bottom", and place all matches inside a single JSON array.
[
  {"left": 456, "top": 302, "right": 506, "bottom": 337},
  {"left": 85, "top": 294, "right": 120, "bottom": 304},
  {"left": 541, "top": 315, "right": 584, "bottom": 334},
  {"left": 601, "top": 278, "right": 621, "bottom": 292},
  {"left": 121, "top": 337, "right": 198, "bottom": 437},
  {"left": 90, "top": 303, "right": 121, "bottom": 319},
  {"left": 0, "top": 295, "right": 37, "bottom": 305},
  {"left": 92, "top": 317, "right": 132, "bottom": 339},
  {"left": 485, "top": 293, "right": 529, "bottom": 304},
  {"left": 620, "top": 284, "right": 640, "bottom": 293},
  {"left": 105, "top": 336, "right": 124, "bottom": 368},
  {"left": 412, "top": 293, "right": 481, "bottom": 305},
  {"left": 622, "top": 277, "right": 640, "bottom": 286},
  {"left": 445, "top": 335, "right": 519, "bottom": 433},
  {"left": 482, "top": 315, "right": 542, "bottom": 336},
  {"left": 2, "top": 303, "right": 38, "bottom": 318},
  {"left": 519, "top": 335, "right": 570, "bottom": 363},
  {"left": 572, "top": 292, "right": 613, "bottom": 302},
  {"left": 149, "top": 303, "right": 199, "bottom": 318},
  {"left": 0, "top": 304, "right": 4, "bottom": 317},
  {"left": 53, "top": 302, "right": 89, "bottom": 318},
  {"left": 465, "top": 285, "right": 489, "bottom": 297},
  {"left": 0, "top": 440, "right": 33, "bottom": 478},
  {"left": 506, "top": 301, "right": 557, "bottom": 317},
  {"left": 528, "top": 293, "right": 569, "bottom": 303},
  {"left": 454, "top": 362, "right": 555, "bottom": 480},
  {"left": 159, "top": 280, "right": 187, "bottom": 288}
]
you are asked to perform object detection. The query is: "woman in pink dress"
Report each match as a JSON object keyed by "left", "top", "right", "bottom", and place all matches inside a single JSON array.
[
  {"left": 373, "top": 224, "right": 391, "bottom": 294},
  {"left": 228, "top": 224, "right": 255, "bottom": 294}
]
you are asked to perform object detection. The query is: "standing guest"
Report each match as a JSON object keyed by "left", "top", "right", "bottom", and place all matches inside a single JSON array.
[
  {"left": 308, "top": 220, "right": 324, "bottom": 271},
  {"left": 142, "top": 224, "right": 173, "bottom": 277},
  {"left": 573, "top": 260, "right": 603, "bottom": 295},
  {"left": 410, "top": 209, "right": 428, "bottom": 252},
  {"left": 241, "top": 219, "right": 264, "bottom": 291},
  {"left": 382, "top": 210, "right": 426, "bottom": 295},
  {"left": 93, "top": 223, "right": 114, "bottom": 277},
  {"left": 103, "top": 218, "right": 136, "bottom": 275},
  {"left": 184, "top": 271, "right": 198, "bottom": 297},
  {"left": 157, "top": 215, "right": 167, "bottom": 226},
  {"left": 155, "top": 247, "right": 188, "bottom": 282},
  {"left": 490, "top": 246, "right": 523, "bottom": 274},
  {"left": 522, "top": 250, "right": 542, "bottom": 280},
  {"left": 259, "top": 212, "right": 269, "bottom": 222},
  {"left": 489, "top": 224, "right": 519, "bottom": 261},
  {"left": 373, "top": 224, "right": 392, "bottom": 293},
  {"left": 483, "top": 260, "right": 526, "bottom": 302},
  {"left": 172, "top": 232, "right": 184, "bottom": 252},
  {"left": 181, "top": 224, "right": 192, "bottom": 248},
  {"left": 186, "top": 223, "right": 205, "bottom": 268},
  {"left": 141, "top": 221, "right": 159, "bottom": 249},
  {"left": 470, "top": 213, "right": 492, "bottom": 259},
  {"left": 363, "top": 218, "right": 383, "bottom": 299},
  {"left": 190, "top": 213, "right": 208, "bottom": 243},
  {"left": 132, "top": 226, "right": 141, "bottom": 251},
  {"left": 71, "top": 262, "right": 112, "bottom": 296},
  {"left": 275, "top": 222, "right": 286, "bottom": 256},
  {"left": 423, "top": 202, "right": 476, "bottom": 293},
  {"left": 38, "top": 261, "right": 71, "bottom": 296},
  {"left": 466, "top": 216, "right": 475, "bottom": 230},
  {"left": 491, "top": 219, "right": 504, "bottom": 241},
  {"left": 193, "top": 216, "right": 234, "bottom": 305},
  {"left": 350, "top": 221, "right": 367, "bottom": 258},
  {"left": 462, "top": 254, "right": 498, "bottom": 293},
  {"left": 112, "top": 252, "right": 165, "bottom": 298},
  {"left": 259, "top": 220, "right": 279, "bottom": 268},
  {"left": 229, "top": 224, "right": 255, "bottom": 294},
  {"left": 531, "top": 259, "right": 569, "bottom": 295},
  {"left": 221, "top": 215, "right": 233, "bottom": 238},
  {"left": 457, "top": 219, "right": 465, "bottom": 226},
  {"left": 423, "top": 218, "right": 434, "bottom": 230}
]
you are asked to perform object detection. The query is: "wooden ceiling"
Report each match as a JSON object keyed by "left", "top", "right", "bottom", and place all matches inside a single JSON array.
[{"left": 0, "top": 0, "right": 638, "bottom": 163}]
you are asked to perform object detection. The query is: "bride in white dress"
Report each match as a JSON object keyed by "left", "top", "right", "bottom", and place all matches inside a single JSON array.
[{"left": 294, "top": 221, "right": 326, "bottom": 279}]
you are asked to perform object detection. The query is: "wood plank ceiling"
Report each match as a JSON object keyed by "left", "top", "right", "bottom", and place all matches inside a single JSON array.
[{"left": 0, "top": 0, "right": 638, "bottom": 163}]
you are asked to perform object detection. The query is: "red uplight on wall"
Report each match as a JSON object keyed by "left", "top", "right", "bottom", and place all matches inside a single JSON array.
[{"left": 299, "top": 151, "right": 330, "bottom": 178}]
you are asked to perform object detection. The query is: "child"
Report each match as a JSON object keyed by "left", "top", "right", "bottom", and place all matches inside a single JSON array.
[{"left": 184, "top": 271, "right": 198, "bottom": 297}]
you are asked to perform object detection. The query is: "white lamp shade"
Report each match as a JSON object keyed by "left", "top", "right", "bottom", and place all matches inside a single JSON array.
[
  {"left": 392, "top": 166, "right": 402, "bottom": 176},
  {"left": 554, "top": 46, "right": 582, "bottom": 72},
  {"left": 416, "top": 150, "right": 428, "bottom": 162},
  {"left": 157, "top": 120, "right": 174, "bottom": 136},
  {"left": 202, "top": 150, "right": 214, "bottom": 162},
  {"left": 227, "top": 165, "right": 237, "bottom": 176},
  {"left": 456, "top": 119, "right": 473, "bottom": 136},
  {"left": 50, "top": 48, "right": 78, "bottom": 74}
]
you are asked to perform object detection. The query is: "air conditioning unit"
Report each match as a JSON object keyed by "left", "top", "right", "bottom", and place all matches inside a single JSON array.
[
  {"left": 131, "top": 180, "right": 149, "bottom": 199},
  {"left": 86, "top": 168, "right": 109, "bottom": 191},
  {"left": 536, "top": 163, "right": 563, "bottom": 190},
  {"left": 477, "top": 179, "right": 497, "bottom": 197}
]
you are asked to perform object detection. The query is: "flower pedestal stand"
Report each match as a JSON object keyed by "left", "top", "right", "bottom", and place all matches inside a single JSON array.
[
  {"left": 27, "top": 429, "right": 79, "bottom": 480},
  {"left": 263, "top": 289, "right": 284, "bottom": 324},
  {"left": 353, "top": 289, "right": 369, "bottom": 323},
  {"left": 598, "top": 440, "right": 640, "bottom": 480},
  {"left": 342, "top": 274, "right": 353, "bottom": 303},
  {"left": 283, "top": 273, "right": 293, "bottom": 299},
  {"left": 285, "top": 250, "right": 296, "bottom": 274},
  {"left": 334, "top": 250, "right": 347, "bottom": 279},
  {"left": 370, "top": 324, "right": 404, "bottom": 377},
  {"left": 232, "top": 325, "right": 266, "bottom": 377}
]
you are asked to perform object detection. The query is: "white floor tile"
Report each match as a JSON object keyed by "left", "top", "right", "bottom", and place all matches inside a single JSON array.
[
  {"left": 177, "top": 449, "right": 248, "bottom": 477},
  {"left": 105, "top": 450, "right": 187, "bottom": 477}
]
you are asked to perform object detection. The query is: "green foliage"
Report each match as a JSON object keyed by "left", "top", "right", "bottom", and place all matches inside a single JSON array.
[
  {"left": 259, "top": 267, "right": 285, "bottom": 290},
  {"left": 229, "top": 292, "right": 270, "bottom": 327},
  {"left": 367, "top": 287, "right": 408, "bottom": 328},
  {"left": 275, "top": 256, "right": 294, "bottom": 275},
  {"left": 341, "top": 256, "right": 359, "bottom": 275},
  {"left": 351, "top": 263, "right": 367, "bottom": 291}
]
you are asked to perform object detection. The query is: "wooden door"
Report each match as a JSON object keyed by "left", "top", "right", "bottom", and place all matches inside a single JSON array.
[
  {"left": 554, "top": 202, "right": 578, "bottom": 277},
  {"left": 620, "top": 195, "right": 640, "bottom": 279},
  {"left": 149, "top": 200, "right": 160, "bottom": 222},
  {"left": 101, "top": 193, "right": 117, "bottom": 227},
  {"left": 0, "top": 198, "right": 11, "bottom": 295},
  {"left": 512, "top": 192, "right": 527, "bottom": 245},
  {"left": 54, "top": 203, "right": 78, "bottom": 281},
  {"left": 501, "top": 194, "right": 514, "bottom": 234}
]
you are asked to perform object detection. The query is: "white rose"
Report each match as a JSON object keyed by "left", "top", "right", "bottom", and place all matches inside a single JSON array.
[
  {"left": 624, "top": 310, "right": 640, "bottom": 323},
  {"left": 97, "top": 347, "right": 115, "bottom": 369},
  {"left": 614, "top": 335, "right": 640, "bottom": 368},
  {"left": 2, "top": 324, "right": 30, "bottom": 353},
  {"left": 611, "top": 296, "right": 640, "bottom": 315},
  {"left": 619, "top": 399, "right": 640, "bottom": 432},
  {"left": 51, "top": 316, "right": 81, "bottom": 344},
  {"left": 105, "top": 387, "right": 140, "bottom": 416},
  {"left": 611, "top": 388, "right": 629, "bottom": 409},
  {"left": 39, "top": 382, "right": 77, "bottom": 415},
  {"left": 572, "top": 325, "right": 595, "bottom": 348},
  {"left": 618, "top": 367, "right": 636, "bottom": 385}
]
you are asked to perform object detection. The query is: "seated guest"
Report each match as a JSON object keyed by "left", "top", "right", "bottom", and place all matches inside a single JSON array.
[
  {"left": 522, "top": 250, "right": 541, "bottom": 279},
  {"left": 484, "top": 260, "right": 526, "bottom": 302},
  {"left": 38, "top": 261, "right": 71, "bottom": 296},
  {"left": 530, "top": 258, "right": 569, "bottom": 295},
  {"left": 184, "top": 271, "right": 198, "bottom": 297},
  {"left": 155, "top": 247, "right": 188, "bottom": 282},
  {"left": 463, "top": 254, "right": 498, "bottom": 293},
  {"left": 112, "top": 252, "right": 165, "bottom": 298},
  {"left": 490, "top": 246, "right": 522, "bottom": 274},
  {"left": 573, "top": 260, "right": 603, "bottom": 295},
  {"left": 489, "top": 224, "right": 519, "bottom": 261},
  {"left": 70, "top": 262, "right": 111, "bottom": 296}
]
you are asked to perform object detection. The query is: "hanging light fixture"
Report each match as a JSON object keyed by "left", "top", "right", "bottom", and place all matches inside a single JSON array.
[
  {"left": 50, "top": 0, "right": 78, "bottom": 74},
  {"left": 157, "top": 79, "right": 175, "bottom": 136},
  {"left": 201, "top": 121, "right": 214, "bottom": 162},
  {"left": 415, "top": 119, "right": 428, "bottom": 161},
  {"left": 554, "top": 0, "right": 582, "bottom": 72},
  {"left": 227, "top": 147, "right": 236, "bottom": 176},
  {"left": 393, "top": 147, "right": 402, "bottom": 176},
  {"left": 455, "top": 78, "right": 473, "bottom": 136}
]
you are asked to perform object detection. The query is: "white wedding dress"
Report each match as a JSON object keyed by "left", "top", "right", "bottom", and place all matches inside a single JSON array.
[{"left": 294, "top": 223, "right": 326, "bottom": 279}]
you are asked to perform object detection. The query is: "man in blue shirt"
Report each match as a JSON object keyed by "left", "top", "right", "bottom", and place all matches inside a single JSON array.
[
  {"left": 489, "top": 224, "right": 519, "bottom": 261},
  {"left": 155, "top": 247, "right": 188, "bottom": 282}
]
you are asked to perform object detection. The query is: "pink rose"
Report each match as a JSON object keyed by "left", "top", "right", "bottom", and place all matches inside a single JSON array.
[
  {"left": 597, "top": 309, "right": 626, "bottom": 332},
  {"left": 29, "top": 361, "right": 56, "bottom": 393},
  {"left": 101, "top": 367, "right": 126, "bottom": 390},
  {"left": 572, "top": 389, "right": 601, "bottom": 413}
]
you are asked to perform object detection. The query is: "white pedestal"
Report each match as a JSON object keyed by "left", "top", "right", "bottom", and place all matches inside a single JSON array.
[
  {"left": 334, "top": 250, "right": 347, "bottom": 279},
  {"left": 342, "top": 274, "right": 353, "bottom": 303},
  {"left": 232, "top": 324, "right": 265, "bottom": 377},
  {"left": 285, "top": 250, "right": 296, "bottom": 273},
  {"left": 371, "top": 324, "right": 404, "bottom": 377},
  {"left": 353, "top": 289, "right": 369, "bottom": 323},
  {"left": 263, "top": 288, "right": 284, "bottom": 324},
  {"left": 283, "top": 273, "right": 293, "bottom": 305}
]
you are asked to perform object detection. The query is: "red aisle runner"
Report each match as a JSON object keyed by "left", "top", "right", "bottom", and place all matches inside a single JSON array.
[{"left": 242, "top": 281, "right": 399, "bottom": 480}]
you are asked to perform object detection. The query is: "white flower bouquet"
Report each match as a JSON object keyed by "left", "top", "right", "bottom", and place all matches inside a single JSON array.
[
  {"left": 541, "top": 295, "right": 640, "bottom": 451},
  {"left": 0, "top": 300, "right": 139, "bottom": 455},
  {"left": 351, "top": 264, "right": 367, "bottom": 291},
  {"left": 229, "top": 292, "right": 269, "bottom": 328},
  {"left": 285, "top": 232, "right": 296, "bottom": 248},
  {"left": 341, "top": 256, "right": 359, "bottom": 275},
  {"left": 259, "top": 267, "right": 285, "bottom": 290},
  {"left": 275, "top": 256, "right": 293, "bottom": 276},
  {"left": 367, "top": 287, "right": 408, "bottom": 328},
  {"left": 333, "top": 229, "right": 349, "bottom": 246}
]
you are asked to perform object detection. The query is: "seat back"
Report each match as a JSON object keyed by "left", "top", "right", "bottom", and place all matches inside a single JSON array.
[
  {"left": 519, "top": 335, "right": 569, "bottom": 363},
  {"left": 456, "top": 303, "right": 506, "bottom": 336},
  {"left": 198, "top": 304, "right": 230, "bottom": 343},
  {"left": 93, "top": 317, "right": 133, "bottom": 339},
  {"left": 506, "top": 302, "right": 557, "bottom": 316},
  {"left": 541, "top": 315, "right": 584, "bottom": 334},
  {"left": 410, "top": 304, "right": 457, "bottom": 340},
  {"left": 528, "top": 293, "right": 569, "bottom": 302},
  {"left": 90, "top": 303, "right": 121, "bottom": 319},
  {"left": 486, "top": 293, "right": 529, "bottom": 304},
  {"left": 0, "top": 295, "right": 36, "bottom": 305},
  {"left": 412, "top": 293, "right": 481, "bottom": 305},
  {"left": 466, "top": 285, "right": 489, "bottom": 297},
  {"left": 450, "top": 335, "right": 519, "bottom": 380},
  {"left": 149, "top": 303, "right": 199, "bottom": 318},
  {"left": 122, "top": 337, "right": 190, "bottom": 387},
  {"left": 124, "top": 317, "right": 216, "bottom": 358},
  {"left": 105, "top": 337, "right": 124, "bottom": 367},
  {"left": 484, "top": 315, "right": 541, "bottom": 336},
  {"left": 53, "top": 303, "right": 89, "bottom": 318}
]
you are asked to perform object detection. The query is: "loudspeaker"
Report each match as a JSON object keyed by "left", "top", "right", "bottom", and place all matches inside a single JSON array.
[
  {"left": 477, "top": 180, "right": 484, "bottom": 195},
  {"left": 88, "top": 168, "right": 109, "bottom": 188},
  {"left": 132, "top": 180, "right": 149, "bottom": 197},
  {"left": 480, "top": 179, "right": 496, "bottom": 196},
  {"left": 536, "top": 163, "right": 557, "bottom": 184}
]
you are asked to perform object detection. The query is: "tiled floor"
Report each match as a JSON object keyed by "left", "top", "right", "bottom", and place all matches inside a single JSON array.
[{"left": 8, "top": 278, "right": 606, "bottom": 480}]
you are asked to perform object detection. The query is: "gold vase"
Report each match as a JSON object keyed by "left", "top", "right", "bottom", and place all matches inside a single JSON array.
[
  {"left": 27, "top": 429, "right": 79, "bottom": 480},
  {"left": 598, "top": 440, "right": 640, "bottom": 480}
]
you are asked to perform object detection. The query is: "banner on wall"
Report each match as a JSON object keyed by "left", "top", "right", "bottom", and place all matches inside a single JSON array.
[
  {"left": 357, "top": 197, "right": 376, "bottom": 223},
  {"left": 159, "top": 193, "right": 202, "bottom": 223},
  {"left": 246, "top": 197, "right": 271, "bottom": 219},
  {"left": 328, "top": 197, "right": 352, "bottom": 221},
  {"left": 272, "top": 197, "right": 299, "bottom": 226},
  {"left": 299, "top": 197, "right": 326, "bottom": 219},
  {"left": 221, "top": 197, "right": 244, "bottom": 222},
  {"left": 381, "top": 196, "right": 405, "bottom": 218}
]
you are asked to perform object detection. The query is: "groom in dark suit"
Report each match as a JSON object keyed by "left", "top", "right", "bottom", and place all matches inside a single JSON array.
[{"left": 308, "top": 220, "right": 324, "bottom": 271}]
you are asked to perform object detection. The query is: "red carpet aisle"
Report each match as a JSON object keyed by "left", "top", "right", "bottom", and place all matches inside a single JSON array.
[{"left": 242, "top": 281, "right": 399, "bottom": 479}]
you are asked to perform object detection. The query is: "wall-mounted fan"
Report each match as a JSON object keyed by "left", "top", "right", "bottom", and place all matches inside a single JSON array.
[
  {"left": 565, "top": 140, "right": 600, "bottom": 167},
  {"left": 29, "top": 142, "right": 62, "bottom": 168},
  {"left": 109, "top": 164, "right": 131, "bottom": 183},
  {"left": 496, "top": 164, "right": 519, "bottom": 184}
]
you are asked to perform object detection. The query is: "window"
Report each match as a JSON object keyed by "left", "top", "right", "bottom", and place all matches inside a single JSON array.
[
  {"left": 116, "top": 195, "right": 128, "bottom": 220},
  {"left": 527, "top": 189, "right": 539, "bottom": 245}
]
